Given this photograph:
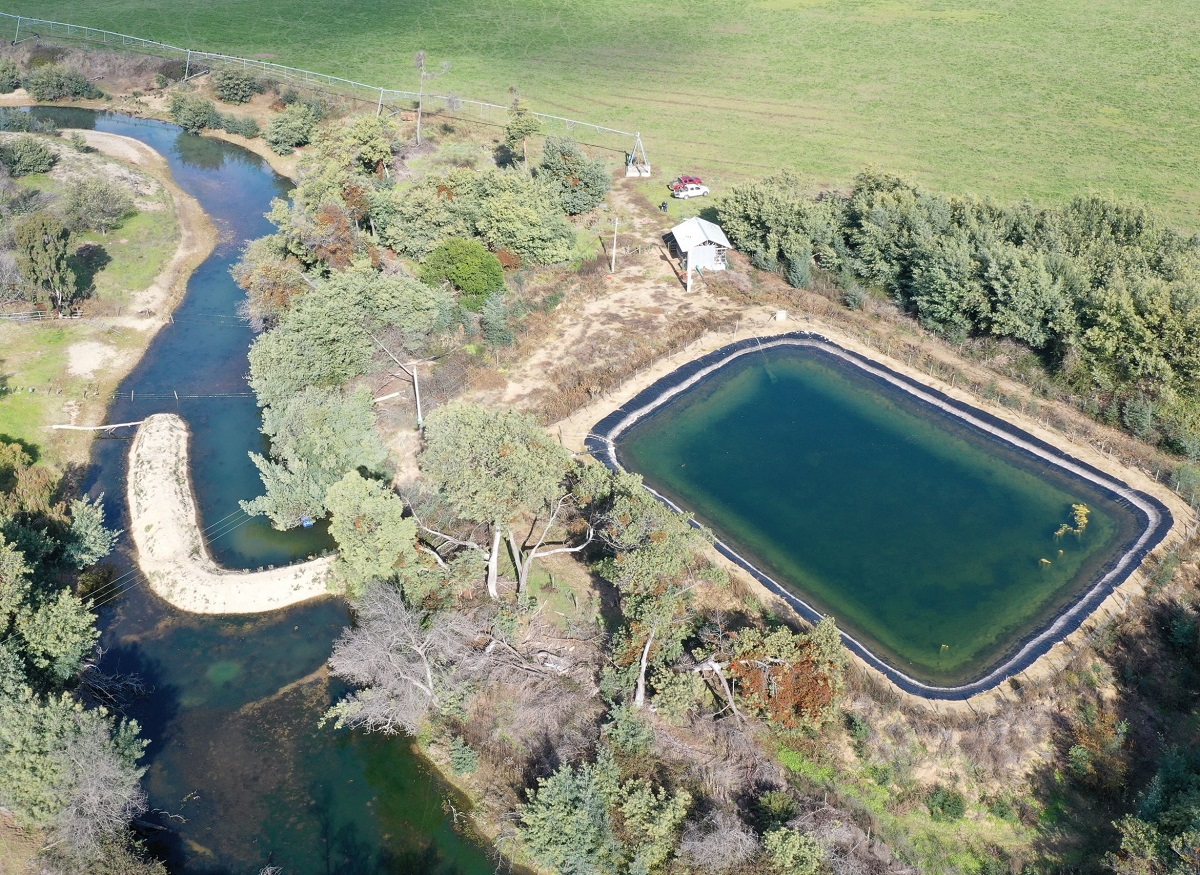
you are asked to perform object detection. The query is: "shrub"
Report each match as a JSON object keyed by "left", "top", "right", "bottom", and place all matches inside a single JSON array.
[
  {"left": 211, "top": 68, "right": 261, "bottom": 104},
  {"left": 784, "top": 238, "right": 812, "bottom": 288},
  {"left": 539, "top": 135, "right": 611, "bottom": 215},
  {"left": 843, "top": 710, "right": 871, "bottom": 745},
  {"left": 605, "top": 704, "right": 653, "bottom": 755},
  {"left": 1172, "top": 464, "right": 1200, "bottom": 509},
  {"left": 60, "top": 178, "right": 135, "bottom": 233},
  {"left": 22, "top": 65, "right": 102, "bottom": 101},
  {"left": 756, "top": 790, "right": 798, "bottom": 830},
  {"left": 0, "top": 109, "right": 57, "bottom": 134},
  {"left": 763, "top": 828, "right": 823, "bottom": 875},
  {"left": 218, "top": 113, "right": 261, "bottom": 139},
  {"left": 480, "top": 293, "right": 516, "bottom": 346},
  {"left": 169, "top": 95, "right": 218, "bottom": 134},
  {"left": 925, "top": 785, "right": 967, "bottom": 821},
  {"left": 447, "top": 736, "right": 478, "bottom": 774},
  {"left": 0, "top": 136, "right": 57, "bottom": 177},
  {"left": 0, "top": 58, "right": 20, "bottom": 93},
  {"left": 264, "top": 105, "right": 318, "bottom": 155},
  {"left": 420, "top": 238, "right": 505, "bottom": 310},
  {"left": 842, "top": 282, "right": 868, "bottom": 310}
]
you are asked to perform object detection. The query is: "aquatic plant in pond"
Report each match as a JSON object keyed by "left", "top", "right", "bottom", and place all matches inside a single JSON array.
[{"left": 591, "top": 335, "right": 1170, "bottom": 693}]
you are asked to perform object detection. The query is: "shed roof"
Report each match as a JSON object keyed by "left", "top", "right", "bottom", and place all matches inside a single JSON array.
[{"left": 669, "top": 216, "right": 733, "bottom": 252}]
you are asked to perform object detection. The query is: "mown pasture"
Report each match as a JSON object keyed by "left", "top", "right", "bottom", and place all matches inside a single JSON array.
[{"left": 10, "top": 0, "right": 1200, "bottom": 225}]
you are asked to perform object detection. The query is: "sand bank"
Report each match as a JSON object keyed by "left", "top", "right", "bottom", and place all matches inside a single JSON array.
[{"left": 127, "top": 413, "right": 333, "bottom": 614}]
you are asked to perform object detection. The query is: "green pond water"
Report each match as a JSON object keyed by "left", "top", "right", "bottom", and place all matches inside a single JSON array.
[
  {"left": 28, "top": 109, "right": 497, "bottom": 875},
  {"left": 617, "top": 345, "right": 1141, "bottom": 684}
]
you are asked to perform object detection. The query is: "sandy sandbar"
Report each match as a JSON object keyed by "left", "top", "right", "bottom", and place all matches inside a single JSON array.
[{"left": 127, "top": 413, "right": 332, "bottom": 614}]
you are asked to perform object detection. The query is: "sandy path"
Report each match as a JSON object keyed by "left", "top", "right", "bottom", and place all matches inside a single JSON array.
[{"left": 127, "top": 414, "right": 333, "bottom": 614}]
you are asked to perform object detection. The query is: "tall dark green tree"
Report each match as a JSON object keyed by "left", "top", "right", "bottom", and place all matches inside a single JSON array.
[{"left": 13, "top": 211, "right": 76, "bottom": 312}]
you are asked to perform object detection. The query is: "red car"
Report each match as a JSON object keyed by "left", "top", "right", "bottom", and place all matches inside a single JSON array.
[{"left": 668, "top": 175, "right": 703, "bottom": 192}]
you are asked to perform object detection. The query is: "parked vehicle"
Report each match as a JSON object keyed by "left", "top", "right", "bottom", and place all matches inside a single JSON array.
[
  {"left": 668, "top": 175, "right": 703, "bottom": 192},
  {"left": 672, "top": 183, "right": 710, "bottom": 199}
]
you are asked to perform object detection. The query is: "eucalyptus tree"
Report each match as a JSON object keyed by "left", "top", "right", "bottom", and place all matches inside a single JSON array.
[{"left": 418, "top": 402, "right": 584, "bottom": 599}]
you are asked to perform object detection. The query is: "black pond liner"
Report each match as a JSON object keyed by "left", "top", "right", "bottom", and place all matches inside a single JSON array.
[{"left": 585, "top": 332, "right": 1174, "bottom": 701}]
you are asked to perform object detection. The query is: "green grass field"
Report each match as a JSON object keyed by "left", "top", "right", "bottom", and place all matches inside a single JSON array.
[{"left": 10, "top": 0, "right": 1200, "bottom": 226}]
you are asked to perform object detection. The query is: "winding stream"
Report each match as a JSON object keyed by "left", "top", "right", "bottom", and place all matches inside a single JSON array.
[{"left": 34, "top": 109, "right": 495, "bottom": 875}]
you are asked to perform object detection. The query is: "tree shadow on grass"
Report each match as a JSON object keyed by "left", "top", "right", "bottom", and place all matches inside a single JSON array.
[{"left": 69, "top": 242, "right": 111, "bottom": 299}]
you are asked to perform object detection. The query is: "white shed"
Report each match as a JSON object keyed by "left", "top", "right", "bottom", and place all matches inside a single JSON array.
[{"left": 667, "top": 216, "right": 733, "bottom": 272}]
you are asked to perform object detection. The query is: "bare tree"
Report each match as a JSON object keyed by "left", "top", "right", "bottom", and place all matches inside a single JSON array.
[
  {"left": 77, "top": 647, "right": 151, "bottom": 713},
  {"left": 413, "top": 51, "right": 450, "bottom": 146},
  {"left": 679, "top": 810, "right": 760, "bottom": 873},
  {"left": 50, "top": 722, "right": 148, "bottom": 861},
  {"left": 325, "top": 584, "right": 480, "bottom": 735}
]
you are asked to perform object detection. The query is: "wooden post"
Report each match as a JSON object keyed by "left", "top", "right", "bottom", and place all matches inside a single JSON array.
[
  {"left": 376, "top": 87, "right": 385, "bottom": 117},
  {"left": 610, "top": 217, "right": 618, "bottom": 273},
  {"left": 184, "top": 49, "right": 191, "bottom": 80}
]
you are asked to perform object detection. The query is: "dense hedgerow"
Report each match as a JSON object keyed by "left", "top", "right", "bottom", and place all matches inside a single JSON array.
[{"left": 719, "top": 169, "right": 1200, "bottom": 455}]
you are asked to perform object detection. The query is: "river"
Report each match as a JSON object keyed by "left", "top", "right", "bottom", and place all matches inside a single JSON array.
[{"left": 32, "top": 108, "right": 496, "bottom": 875}]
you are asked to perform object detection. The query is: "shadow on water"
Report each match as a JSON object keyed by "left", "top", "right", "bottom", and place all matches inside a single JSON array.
[{"left": 27, "top": 108, "right": 498, "bottom": 875}]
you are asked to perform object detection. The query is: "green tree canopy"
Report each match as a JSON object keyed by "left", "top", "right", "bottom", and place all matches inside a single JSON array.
[
  {"left": 539, "top": 136, "right": 611, "bottom": 215},
  {"left": 326, "top": 471, "right": 418, "bottom": 597},
  {"left": 241, "top": 386, "right": 388, "bottom": 528},
  {"left": 13, "top": 211, "right": 76, "bottom": 312},
  {"left": 419, "top": 237, "right": 505, "bottom": 310}
]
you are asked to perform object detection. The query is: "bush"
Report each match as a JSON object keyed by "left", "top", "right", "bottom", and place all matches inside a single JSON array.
[
  {"left": 419, "top": 238, "right": 505, "bottom": 310},
  {"left": 0, "top": 108, "right": 57, "bottom": 134},
  {"left": 264, "top": 105, "right": 318, "bottom": 155},
  {"left": 211, "top": 68, "right": 261, "bottom": 104},
  {"left": 1172, "top": 464, "right": 1200, "bottom": 509},
  {"left": 218, "top": 113, "right": 261, "bottom": 139},
  {"left": 169, "top": 95, "right": 218, "bottom": 134},
  {"left": 22, "top": 65, "right": 102, "bottom": 102},
  {"left": 784, "top": 238, "right": 812, "bottom": 288},
  {"left": 925, "top": 784, "right": 967, "bottom": 821},
  {"left": 480, "top": 293, "right": 516, "bottom": 346},
  {"left": 539, "top": 135, "right": 611, "bottom": 215},
  {"left": 763, "top": 828, "right": 823, "bottom": 875},
  {"left": 604, "top": 704, "right": 653, "bottom": 754},
  {"left": 60, "top": 178, "right": 135, "bottom": 233},
  {"left": 756, "top": 790, "right": 798, "bottom": 830},
  {"left": 447, "top": 736, "right": 478, "bottom": 774},
  {"left": 0, "top": 136, "right": 57, "bottom": 177},
  {"left": 0, "top": 58, "right": 20, "bottom": 94}
]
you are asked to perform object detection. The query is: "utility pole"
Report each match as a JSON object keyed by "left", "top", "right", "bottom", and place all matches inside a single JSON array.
[
  {"left": 368, "top": 332, "right": 429, "bottom": 427},
  {"left": 610, "top": 217, "right": 618, "bottom": 273}
]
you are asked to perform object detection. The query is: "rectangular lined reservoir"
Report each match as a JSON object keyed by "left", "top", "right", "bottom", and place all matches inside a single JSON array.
[{"left": 613, "top": 342, "right": 1149, "bottom": 686}]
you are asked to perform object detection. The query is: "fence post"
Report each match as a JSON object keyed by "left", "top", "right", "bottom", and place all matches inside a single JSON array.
[
  {"left": 376, "top": 87, "right": 384, "bottom": 117},
  {"left": 184, "top": 48, "right": 191, "bottom": 80},
  {"left": 12, "top": 16, "right": 20, "bottom": 43}
]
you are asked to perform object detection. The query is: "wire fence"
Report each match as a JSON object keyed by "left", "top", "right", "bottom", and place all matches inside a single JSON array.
[{"left": 0, "top": 12, "right": 645, "bottom": 155}]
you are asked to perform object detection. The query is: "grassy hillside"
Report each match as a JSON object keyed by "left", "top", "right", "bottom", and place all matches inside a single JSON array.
[{"left": 8, "top": 0, "right": 1200, "bottom": 226}]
